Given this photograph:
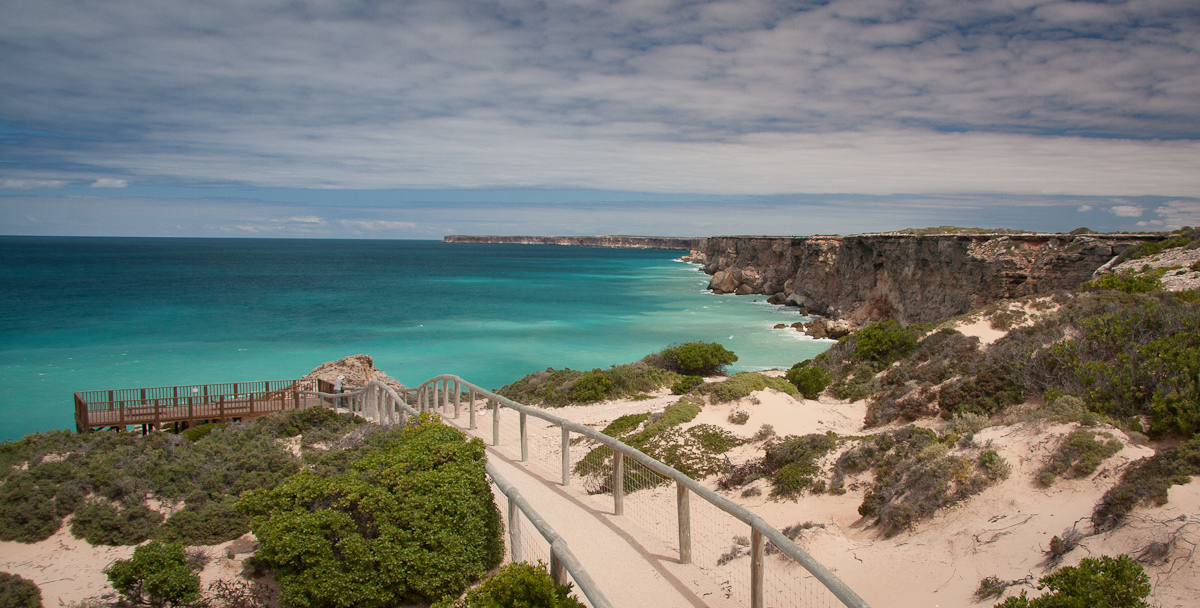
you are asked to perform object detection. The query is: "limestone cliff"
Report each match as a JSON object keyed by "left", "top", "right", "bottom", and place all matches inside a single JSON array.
[
  {"left": 444, "top": 235, "right": 705, "bottom": 250},
  {"left": 704, "top": 233, "right": 1163, "bottom": 325}
]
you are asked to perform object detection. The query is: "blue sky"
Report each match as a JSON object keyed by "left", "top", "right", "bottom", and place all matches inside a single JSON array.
[{"left": 2, "top": 0, "right": 1199, "bottom": 237}]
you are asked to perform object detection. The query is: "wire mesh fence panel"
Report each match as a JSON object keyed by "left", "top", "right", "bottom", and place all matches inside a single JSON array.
[
  {"left": 686, "top": 496, "right": 753, "bottom": 608},
  {"left": 764, "top": 546, "right": 847, "bottom": 608}
]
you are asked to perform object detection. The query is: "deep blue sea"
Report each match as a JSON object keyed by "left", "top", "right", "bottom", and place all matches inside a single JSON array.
[{"left": 0, "top": 237, "right": 831, "bottom": 441}]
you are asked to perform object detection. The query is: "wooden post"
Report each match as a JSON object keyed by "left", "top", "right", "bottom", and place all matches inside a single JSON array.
[
  {"left": 550, "top": 548, "right": 566, "bottom": 587},
  {"left": 677, "top": 481, "right": 692, "bottom": 564},
  {"left": 561, "top": 426, "right": 570, "bottom": 487},
  {"left": 453, "top": 381, "right": 461, "bottom": 418},
  {"left": 491, "top": 399, "right": 499, "bottom": 446},
  {"left": 519, "top": 412, "right": 528, "bottom": 462},
  {"left": 508, "top": 495, "right": 522, "bottom": 563},
  {"left": 751, "top": 528, "right": 764, "bottom": 608},
  {"left": 219, "top": 395, "right": 226, "bottom": 423},
  {"left": 468, "top": 388, "right": 476, "bottom": 430},
  {"left": 613, "top": 451, "right": 624, "bottom": 516}
]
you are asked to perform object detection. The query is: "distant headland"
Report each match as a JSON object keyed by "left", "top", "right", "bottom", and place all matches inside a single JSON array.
[{"left": 443, "top": 234, "right": 706, "bottom": 250}]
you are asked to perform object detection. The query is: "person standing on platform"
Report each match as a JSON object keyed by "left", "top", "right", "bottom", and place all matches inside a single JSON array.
[{"left": 334, "top": 374, "right": 344, "bottom": 409}]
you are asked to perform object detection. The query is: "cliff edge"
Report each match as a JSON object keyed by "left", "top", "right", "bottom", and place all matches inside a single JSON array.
[{"left": 704, "top": 233, "right": 1163, "bottom": 325}]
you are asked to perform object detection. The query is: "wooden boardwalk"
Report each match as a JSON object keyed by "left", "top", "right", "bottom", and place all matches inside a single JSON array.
[{"left": 74, "top": 378, "right": 335, "bottom": 432}]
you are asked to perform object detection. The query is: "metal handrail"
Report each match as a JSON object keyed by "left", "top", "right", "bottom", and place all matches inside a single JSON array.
[
  {"left": 304, "top": 381, "right": 612, "bottom": 608},
  {"left": 407, "top": 374, "right": 871, "bottom": 608}
]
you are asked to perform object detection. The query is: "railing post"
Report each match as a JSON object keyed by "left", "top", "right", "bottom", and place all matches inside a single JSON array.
[
  {"left": 550, "top": 544, "right": 566, "bottom": 587},
  {"left": 468, "top": 388, "right": 476, "bottom": 430},
  {"left": 219, "top": 395, "right": 226, "bottom": 423},
  {"left": 453, "top": 381, "right": 461, "bottom": 418},
  {"left": 520, "top": 412, "right": 528, "bottom": 462},
  {"left": 751, "top": 527, "right": 764, "bottom": 608},
  {"left": 508, "top": 495, "right": 522, "bottom": 563},
  {"left": 442, "top": 380, "right": 450, "bottom": 414},
  {"left": 677, "top": 481, "right": 691, "bottom": 564},
  {"left": 492, "top": 399, "right": 500, "bottom": 446},
  {"left": 613, "top": 451, "right": 624, "bottom": 516},
  {"left": 561, "top": 426, "right": 570, "bottom": 487}
]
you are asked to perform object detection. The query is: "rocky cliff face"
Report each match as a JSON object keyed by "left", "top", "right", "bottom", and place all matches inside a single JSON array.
[
  {"left": 704, "top": 234, "right": 1162, "bottom": 325},
  {"left": 444, "top": 235, "right": 705, "bottom": 250}
]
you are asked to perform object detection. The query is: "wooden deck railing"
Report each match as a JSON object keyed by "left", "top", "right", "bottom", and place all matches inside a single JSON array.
[{"left": 74, "top": 378, "right": 336, "bottom": 432}]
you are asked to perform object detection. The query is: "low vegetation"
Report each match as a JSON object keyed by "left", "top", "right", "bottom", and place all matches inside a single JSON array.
[
  {"left": 994, "top": 555, "right": 1150, "bottom": 608},
  {"left": 1092, "top": 435, "right": 1200, "bottom": 529},
  {"left": 500, "top": 342, "right": 738, "bottom": 407},
  {"left": 104, "top": 540, "right": 201, "bottom": 608},
  {"left": 238, "top": 414, "right": 503, "bottom": 608},
  {"left": 0, "top": 407, "right": 367, "bottom": 545},
  {"left": 0, "top": 572, "right": 42, "bottom": 608},
  {"left": 432, "top": 562, "right": 585, "bottom": 608},
  {"left": 1038, "top": 429, "right": 1123, "bottom": 486}
]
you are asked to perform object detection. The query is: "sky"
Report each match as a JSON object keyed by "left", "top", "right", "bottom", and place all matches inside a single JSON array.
[{"left": 2, "top": 0, "right": 1199, "bottom": 238}]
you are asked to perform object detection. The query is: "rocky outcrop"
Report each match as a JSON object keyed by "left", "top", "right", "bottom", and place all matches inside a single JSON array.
[
  {"left": 444, "top": 235, "right": 706, "bottom": 251},
  {"left": 304, "top": 354, "right": 407, "bottom": 393},
  {"left": 705, "top": 233, "right": 1164, "bottom": 326}
]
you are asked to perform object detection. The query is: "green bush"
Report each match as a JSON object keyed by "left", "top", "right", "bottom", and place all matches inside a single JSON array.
[
  {"left": 764, "top": 432, "right": 840, "bottom": 499},
  {"left": 786, "top": 363, "right": 832, "bottom": 399},
  {"left": 994, "top": 555, "right": 1149, "bottom": 608},
  {"left": 568, "top": 372, "right": 613, "bottom": 403},
  {"left": 698, "top": 373, "right": 799, "bottom": 403},
  {"left": 671, "top": 375, "right": 704, "bottom": 395},
  {"left": 0, "top": 472, "right": 77, "bottom": 543},
  {"left": 154, "top": 499, "right": 250, "bottom": 546},
  {"left": 573, "top": 399, "right": 709, "bottom": 491},
  {"left": 71, "top": 502, "right": 163, "bottom": 546},
  {"left": 433, "top": 562, "right": 585, "bottom": 608},
  {"left": 0, "top": 572, "right": 42, "bottom": 608},
  {"left": 645, "top": 342, "right": 738, "bottom": 376},
  {"left": 1092, "top": 435, "right": 1200, "bottom": 529},
  {"left": 852, "top": 321, "right": 920, "bottom": 364},
  {"left": 499, "top": 362, "right": 681, "bottom": 407},
  {"left": 238, "top": 415, "right": 503, "bottom": 608},
  {"left": 180, "top": 423, "right": 222, "bottom": 442},
  {"left": 1039, "top": 429, "right": 1123, "bottom": 486},
  {"left": 1082, "top": 269, "right": 1166, "bottom": 294},
  {"left": 104, "top": 540, "right": 201, "bottom": 608}
]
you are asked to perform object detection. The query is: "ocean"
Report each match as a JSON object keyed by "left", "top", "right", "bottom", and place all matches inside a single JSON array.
[{"left": 0, "top": 237, "right": 831, "bottom": 441}]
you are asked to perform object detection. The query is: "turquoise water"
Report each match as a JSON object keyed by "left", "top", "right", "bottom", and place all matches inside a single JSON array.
[{"left": 0, "top": 237, "right": 830, "bottom": 440}]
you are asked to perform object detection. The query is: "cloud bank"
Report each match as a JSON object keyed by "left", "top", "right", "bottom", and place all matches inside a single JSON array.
[{"left": 1, "top": 0, "right": 1198, "bottom": 200}]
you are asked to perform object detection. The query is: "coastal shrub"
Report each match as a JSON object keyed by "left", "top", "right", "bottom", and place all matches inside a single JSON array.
[
  {"left": 994, "top": 555, "right": 1150, "bottom": 608},
  {"left": 432, "top": 562, "right": 585, "bottom": 608},
  {"left": 698, "top": 372, "right": 798, "bottom": 403},
  {"left": 785, "top": 363, "right": 831, "bottom": 399},
  {"left": 1092, "top": 435, "right": 1200, "bottom": 529},
  {"left": 105, "top": 540, "right": 201, "bottom": 608},
  {"left": 499, "top": 361, "right": 681, "bottom": 407},
  {"left": 980, "top": 451, "right": 1012, "bottom": 481},
  {"left": 671, "top": 375, "right": 704, "bottom": 395},
  {"left": 0, "top": 471, "right": 79, "bottom": 543},
  {"left": 181, "top": 423, "right": 222, "bottom": 442},
  {"left": 851, "top": 320, "right": 919, "bottom": 365},
  {"left": 154, "top": 499, "right": 250, "bottom": 546},
  {"left": 568, "top": 372, "right": 614, "bottom": 403},
  {"left": 238, "top": 415, "right": 503, "bottom": 608},
  {"left": 763, "top": 432, "right": 840, "bottom": 499},
  {"left": 936, "top": 370, "right": 1023, "bottom": 419},
  {"left": 0, "top": 572, "right": 42, "bottom": 608},
  {"left": 1082, "top": 269, "right": 1166, "bottom": 294},
  {"left": 644, "top": 342, "right": 738, "bottom": 376},
  {"left": 1118, "top": 230, "right": 1197, "bottom": 263},
  {"left": 71, "top": 501, "right": 163, "bottom": 546},
  {"left": 573, "top": 399, "right": 707, "bottom": 492},
  {"left": 727, "top": 410, "right": 750, "bottom": 425},
  {"left": 1038, "top": 429, "right": 1123, "bottom": 486}
]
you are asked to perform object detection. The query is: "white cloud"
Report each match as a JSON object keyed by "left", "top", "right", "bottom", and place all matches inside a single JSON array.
[
  {"left": 1153, "top": 200, "right": 1200, "bottom": 230},
  {"left": 1077, "top": 205, "right": 1093, "bottom": 212},
  {"left": 89, "top": 178, "right": 128, "bottom": 188},
  {"left": 1, "top": 179, "right": 66, "bottom": 189},
  {"left": 282, "top": 216, "right": 325, "bottom": 225},
  {"left": 339, "top": 220, "right": 417, "bottom": 231},
  {"left": 1109, "top": 205, "right": 1146, "bottom": 217}
]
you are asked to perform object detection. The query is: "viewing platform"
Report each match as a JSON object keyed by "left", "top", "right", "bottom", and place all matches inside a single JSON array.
[{"left": 73, "top": 378, "right": 336, "bottom": 433}]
